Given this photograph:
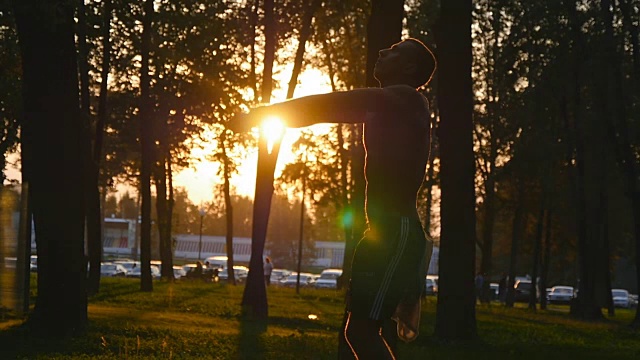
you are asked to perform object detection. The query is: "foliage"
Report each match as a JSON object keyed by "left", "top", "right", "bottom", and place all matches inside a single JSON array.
[{"left": 0, "top": 1, "right": 21, "bottom": 183}]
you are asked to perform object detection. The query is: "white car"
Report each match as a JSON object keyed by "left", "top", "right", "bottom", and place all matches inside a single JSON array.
[
  {"left": 281, "top": 273, "right": 317, "bottom": 288},
  {"left": 425, "top": 277, "right": 438, "bottom": 296},
  {"left": 218, "top": 266, "right": 249, "bottom": 283},
  {"left": 269, "top": 269, "right": 292, "bottom": 285},
  {"left": 173, "top": 265, "right": 187, "bottom": 279},
  {"left": 126, "top": 264, "right": 161, "bottom": 279},
  {"left": 612, "top": 289, "right": 630, "bottom": 308},
  {"left": 314, "top": 269, "right": 343, "bottom": 289},
  {"left": 113, "top": 260, "right": 140, "bottom": 274},
  {"left": 547, "top": 286, "right": 574, "bottom": 304},
  {"left": 100, "top": 262, "right": 127, "bottom": 277}
]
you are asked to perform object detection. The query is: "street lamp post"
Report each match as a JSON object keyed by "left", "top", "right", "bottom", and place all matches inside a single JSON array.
[{"left": 198, "top": 208, "right": 205, "bottom": 261}]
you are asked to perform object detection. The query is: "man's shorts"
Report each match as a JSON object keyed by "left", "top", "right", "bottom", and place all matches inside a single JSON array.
[{"left": 348, "top": 216, "right": 430, "bottom": 322}]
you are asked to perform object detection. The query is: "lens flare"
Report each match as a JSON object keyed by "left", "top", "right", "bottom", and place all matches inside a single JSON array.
[{"left": 261, "top": 116, "right": 285, "bottom": 154}]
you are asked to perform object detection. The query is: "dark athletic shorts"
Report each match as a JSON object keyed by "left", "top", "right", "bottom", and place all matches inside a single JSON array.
[{"left": 348, "top": 216, "right": 428, "bottom": 322}]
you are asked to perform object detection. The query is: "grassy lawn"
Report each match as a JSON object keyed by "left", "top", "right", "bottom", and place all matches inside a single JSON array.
[{"left": 0, "top": 278, "right": 638, "bottom": 359}]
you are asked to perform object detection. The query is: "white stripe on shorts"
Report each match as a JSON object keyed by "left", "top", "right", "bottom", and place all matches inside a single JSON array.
[{"left": 369, "top": 217, "right": 410, "bottom": 319}]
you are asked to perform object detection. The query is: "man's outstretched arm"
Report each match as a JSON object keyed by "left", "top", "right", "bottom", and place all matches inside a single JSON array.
[{"left": 226, "top": 87, "right": 400, "bottom": 132}]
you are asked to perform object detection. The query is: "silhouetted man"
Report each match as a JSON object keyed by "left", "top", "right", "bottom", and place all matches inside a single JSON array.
[{"left": 228, "top": 38, "right": 436, "bottom": 359}]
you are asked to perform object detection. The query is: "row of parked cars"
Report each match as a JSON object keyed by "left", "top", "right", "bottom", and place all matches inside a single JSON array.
[
  {"left": 512, "top": 280, "right": 638, "bottom": 308},
  {"left": 268, "top": 268, "right": 344, "bottom": 289}
]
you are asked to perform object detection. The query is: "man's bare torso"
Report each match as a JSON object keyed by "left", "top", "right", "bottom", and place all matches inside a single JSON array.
[{"left": 362, "top": 85, "right": 431, "bottom": 221}]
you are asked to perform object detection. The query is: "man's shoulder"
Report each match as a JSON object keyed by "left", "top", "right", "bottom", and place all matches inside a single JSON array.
[{"left": 382, "top": 85, "right": 428, "bottom": 110}]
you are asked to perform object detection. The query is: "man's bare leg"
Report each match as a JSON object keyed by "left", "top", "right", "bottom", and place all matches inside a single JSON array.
[
  {"left": 381, "top": 318, "right": 398, "bottom": 355},
  {"left": 338, "top": 309, "right": 356, "bottom": 359},
  {"left": 342, "top": 312, "right": 397, "bottom": 360}
]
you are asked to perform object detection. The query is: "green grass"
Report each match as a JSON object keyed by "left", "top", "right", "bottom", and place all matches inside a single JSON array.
[{"left": 1, "top": 278, "right": 639, "bottom": 359}]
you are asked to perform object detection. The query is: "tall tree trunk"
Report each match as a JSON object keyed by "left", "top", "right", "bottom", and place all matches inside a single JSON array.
[
  {"left": 530, "top": 190, "right": 545, "bottom": 311},
  {"left": 14, "top": 0, "right": 88, "bottom": 335},
  {"left": 92, "top": 0, "right": 112, "bottom": 283},
  {"left": 139, "top": 0, "right": 154, "bottom": 292},
  {"left": 166, "top": 147, "right": 175, "bottom": 271},
  {"left": 434, "top": 0, "right": 477, "bottom": 340},
  {"left": 540, "top": 206, "right": 552, "bottom": 310},
  {"left": 77, "top": 0, "right": 102, "bottom": 296},
  {"left": 479, "top": 1, "right": 501, "bottom": 297},
  {"left": 341, "top": 124, "right": 361, "bottom": 283},
  {"left": 505, "top": 180, "right": 525, "bottom": 308},
  {"left": 564, "top": 0, "right": 604, "bottom": 320},
  {"left": 241, "top": 134, "right": 283, "bottom": 319},
  {"left": 222, "top": 133, "right": 236, "bottom": 285},
  {"left": 336, "top": 124, "right": 351, "bottom": 262},
  {"left": 155, "top": 152, "right": 173, "bottom": 281},
  {"left": 286, "top": 0, "right": 323, "bottom": 99},
  {"left": 249, "top": 0, "right": 259, "bottom": 102},
  {"left": 240, "top": 0, "right": 279, "bottom": 319},
  {"left": 261, "top": 0, "right": 276, "bottom": 103},
  {"left": 569, "top": 0, "right": 615, "bottom": 320},
  {"left": 479, "top": 158, "right": 496, "bottom": 304},
  {"left": 605, "top": 0, "right": 640, "bottom": 328}
]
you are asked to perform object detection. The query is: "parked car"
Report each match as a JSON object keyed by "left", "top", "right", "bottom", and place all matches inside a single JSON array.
[
  {"left": 489, "top": 283, "right": 499, "bottom": 300},
  {"left": 612, "top": 289, "right": 631, "bottom": 308},
  {"left": 30, "top": 255, "right": 38, "bottom": 272},
  {"left": 629, "top": 294, "right": 638, "bottom": 309},
  {"left": 269, "top": 268, "right": 292, "bottom": 284},
  {"left": 100, "top": 262, "right": 127, "bottom": 277},
  {"left": 126, "top": 264, "right": 161, "bottom": 279},
  {"left": 547, "top": 286, "right": 574, "bottom": 304},
  {"left": 281, "top": 272, "right": 317, "bottom": 288},
  {"left": 424, "top": 277, "right": 438, "bottom": 296},
  {"left": 314, "top": 269, "right": 343, "bottom": 289},
  {"left": 113, "top": 260, "right": 140, "bottom": 274},
  {"left": 218, "top": 266, "right": 249, "bottom": 283},
  {"left": 514, "top": 280, "right": 537, "bottom": 302},
  {"left": 173, "top": 265, "right": 187, "bottom": 279},
  {"left": 182, "top": 263, "right": 201, "bottom": 275},
  {"left": 203, "top": 255, "right": 228, "bottom": 270}
]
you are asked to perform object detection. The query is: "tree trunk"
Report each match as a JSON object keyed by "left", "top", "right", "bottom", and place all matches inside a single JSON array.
[
  {"left": 563, "top": 0, "right": 604, "bottom": 320},
  {"left": 240, "top": 0, "right": 279, "bottom": 318},
  {"left": 505, "top": 180, "right": 525, "bottom": 308},
  {"left": 155, "top": 153, "right": 173, "bottom": 281},
  {"left": 423, "top": 143, "right": 436, "bottom": 236},
  {"left": 77, "top": 0, "right": 103, "bottom": 296},
  {"left": 540, "top": 206, "right": 552, "bottom": 310},
  {"left": 241, "top": 134, "right": 283, "bottom": 319},
  {"left": 14, "top": 0, "right": 88, "bottom": 335},
  {"left": 605, "top": 0, "right": 640, "bottom": 328},
  {"left": 434, "top": 0, "right": 477, "bottom": 341},
  {"left": 92, "top": 0, "right": 112, "bottom": 287},
  {"left": 222, "top": 133, "right": 236, "bottom": 285},
  {"left": 530, "top": 191, "right": 545, "bottom": 311},
  {"left": 249, "top": 0, "right": 258, "bottom": 102},
  {"left": 286, "top": 0, "right": 323, "bottom": 99},
  {"left": 261, "top": 0, "right": 276, "bottom": 103},
  {"left": 139, "top": 0, "right": 154, "bottom": 292},
  {"left": 341, "top": 124, "right": 362, "bottom": 283}
]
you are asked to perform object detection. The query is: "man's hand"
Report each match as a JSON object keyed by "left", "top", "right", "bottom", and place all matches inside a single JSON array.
[{"left": 225, "top": 112, "right": 254, "bottom": 133}]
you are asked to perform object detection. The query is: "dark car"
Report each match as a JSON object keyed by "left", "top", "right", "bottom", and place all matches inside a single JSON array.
[{"left": 514, "top": 280, "right": 537, "bottom": 302}]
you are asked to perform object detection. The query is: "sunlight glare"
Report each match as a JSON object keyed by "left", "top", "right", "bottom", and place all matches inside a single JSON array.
[{"left": 261, "top": 116, "right": 285, "bottom": 154}]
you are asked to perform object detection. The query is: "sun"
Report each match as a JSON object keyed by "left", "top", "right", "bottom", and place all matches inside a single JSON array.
[{"left": 261, "top": 116, "right": 285, "bottom": 154}]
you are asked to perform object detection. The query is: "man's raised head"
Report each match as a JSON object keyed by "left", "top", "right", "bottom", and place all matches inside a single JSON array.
[{"left": 402, "top": 38, "right": 437, "bottom": 89}]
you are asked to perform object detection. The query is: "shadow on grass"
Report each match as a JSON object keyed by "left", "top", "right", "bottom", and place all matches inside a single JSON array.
[{"left": 237, "top": 318, "right": 267, "bottom": 359}]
